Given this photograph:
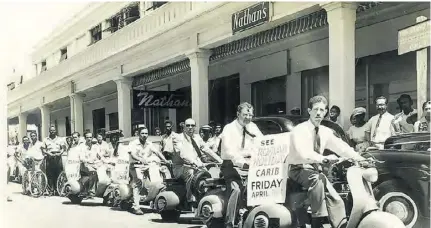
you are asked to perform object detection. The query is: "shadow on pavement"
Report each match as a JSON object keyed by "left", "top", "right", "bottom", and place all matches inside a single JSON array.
[
  {"left": 62, "top": 201, "right": 104, "bottom": 207},
  {"left": 109, "top": 207, "right": 154, "bottom": 214},
  {"left": 151, "top": 217, "right": 204, "bottom": 225}
]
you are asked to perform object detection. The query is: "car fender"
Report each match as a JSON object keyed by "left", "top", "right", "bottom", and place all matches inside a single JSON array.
[
  {"left": 243, "top": 204, "right": 295, "bottom": 228},
  {"left": 155, "top": 191, "right": 180, "bottom": 210},
  {"left": 196, "top": 191, "right": 225, "bottom": 218}
]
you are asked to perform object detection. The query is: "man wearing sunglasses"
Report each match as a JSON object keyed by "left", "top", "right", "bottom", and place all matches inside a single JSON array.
[
  {"left": 172, "top": 118, "right": 222, "bottom": 206},
  {"left": 220, "top": 102, "right": 263, "bottom": 228}
]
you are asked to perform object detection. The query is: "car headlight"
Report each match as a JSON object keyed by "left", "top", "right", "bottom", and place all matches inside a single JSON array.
[
  {"left": 363, "top": 168, "right": 378, "bottom": 183},
  {"left": 157, "top": 198, "right": 167, "bottom": 210},
  {"left": 201, "top": 204, "right": 213, "bottom": 218},
  {"left": 254, "top": 214, "right": 269, "bottom": 228}
]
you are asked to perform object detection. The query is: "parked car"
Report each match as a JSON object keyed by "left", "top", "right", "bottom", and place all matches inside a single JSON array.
[{"left": 365, "top": 132, "right": 430, "bottom": 228}]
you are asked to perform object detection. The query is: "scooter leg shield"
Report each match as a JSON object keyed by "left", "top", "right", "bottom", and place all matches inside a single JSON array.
[
  {"left": 358, "top": 211, "right": 405, "bottom": 228},
  {"left": 65, "top": 180, "right": 81, "bottom": 195}
]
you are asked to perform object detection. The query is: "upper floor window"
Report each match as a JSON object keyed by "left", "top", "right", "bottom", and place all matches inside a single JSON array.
[
  {"left": 90, "top": 24, "right": 102, "bottom": 45},
  {"left": 60, "top": 48, "right": 67, "bottom": 62},
  {"left": 147, "top": 2, "right": 167, "bottom": 11},
  {"left": 41, "top": 61, "right": 47, "bottom": 72},
  {"left": 124, "top": 2, "right": 140, "bottom": 25}
]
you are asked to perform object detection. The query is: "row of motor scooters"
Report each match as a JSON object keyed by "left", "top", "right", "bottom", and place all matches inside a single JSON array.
[{"left": 58, "top": 141, "right": 406, "bottom": 228}]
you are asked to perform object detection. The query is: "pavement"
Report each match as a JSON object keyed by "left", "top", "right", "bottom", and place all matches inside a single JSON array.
[{"left": 4, "top": 183, "right": 204, "bottom": 228}]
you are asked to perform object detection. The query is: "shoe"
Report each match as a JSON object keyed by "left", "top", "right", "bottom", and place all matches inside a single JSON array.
[{"left": 132, "top": 208, "right": 144, "bottom": 215}]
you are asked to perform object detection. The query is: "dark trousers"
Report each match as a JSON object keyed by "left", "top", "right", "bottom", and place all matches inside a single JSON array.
[
  {"left": 289, "top": 166, "right": 346, "bottom": 228},
  {"left": 80, "top": 171, "right": 98, "bottom": 194},
  {"left": 220, "top": 160, "right": 245, "bottom": 226},
  {"left": 45, "top": 156, "right": 63, "bottom": 193}
]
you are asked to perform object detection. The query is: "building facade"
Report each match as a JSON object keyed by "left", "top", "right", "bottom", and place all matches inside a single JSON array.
[{"left": 7, "top": 1, "right": 431, "bottom": 140}]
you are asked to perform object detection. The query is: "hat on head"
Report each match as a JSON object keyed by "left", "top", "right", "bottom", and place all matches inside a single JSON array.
[
  {"left": 351, "top": 107, "right": 366, "bottom": 117},
  {"left": 201, "top": 125, "right": 212, "bottom": 130}
]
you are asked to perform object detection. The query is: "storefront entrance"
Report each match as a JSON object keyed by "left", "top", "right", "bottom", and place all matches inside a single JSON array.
[{"left": 209, "top": 74, "right": 240, "bottom": 125}]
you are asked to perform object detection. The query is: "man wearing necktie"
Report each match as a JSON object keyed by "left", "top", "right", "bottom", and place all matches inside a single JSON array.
[
  {"left": 172, "top": 118, "right": 222, "bottom": 207},
  {"left": 220, "top": 102, "right": 263, "bottom": 228},
  {"left": 364, "top": 96, "right": 395, "bottom": 149},
  {"left": 287, "top": 96, "right": 365, "bottom": 228}
]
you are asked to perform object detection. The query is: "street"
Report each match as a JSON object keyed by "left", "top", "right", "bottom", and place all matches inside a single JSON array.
[{"left": 4, "top": 183, "right": 203, "bottom": 228}]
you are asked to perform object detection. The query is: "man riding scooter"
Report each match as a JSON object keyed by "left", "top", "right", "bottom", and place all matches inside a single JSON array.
[
  {"left": 172, "top": 118, "right": 223, "bottom": 207},
  {"left": 288, "top": 95, "right": 366, "bottom": 228},
  {"left": 129, "top": 127, "right": 171, "bottom": 215},
  {"left": 79, "top": 131, "right": 101, "bottom": 197},
  {"left": 219, "top": 102, "right": 263, "bottom": 228}
]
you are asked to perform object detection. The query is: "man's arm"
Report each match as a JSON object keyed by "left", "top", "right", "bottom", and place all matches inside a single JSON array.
[
  {"left": 41, "top": 141, "right": 52, "bottom": 156},
  {"left": 151, "top": 144, "right": 169, "bottom": 163},
  {"left": 198, "top": 138, "right": 223, "bottom": 163},
  {"left": 178, "top": 141, "right": 201, "bottom": 166},
  {"left": 289, "top": 128, "right": 325, "bottom": 164},
  {"left": 389, "top": 116, "right": 396, "bottom": 136},
  {"left": 326, "top": 130, "right": 364, "bottom": 160},
  {"left": 364, "top": 119, "right": 372, "bottom": 142}
]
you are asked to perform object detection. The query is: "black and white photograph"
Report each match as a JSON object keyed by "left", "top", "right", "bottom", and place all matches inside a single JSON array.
[{"left": 1, "top": 1, "right": 430, "bottom": 228}]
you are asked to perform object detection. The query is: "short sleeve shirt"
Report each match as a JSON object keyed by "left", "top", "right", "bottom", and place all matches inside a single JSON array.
[
  {"left": 43, "top": 136, "right": 66, "bottom": 154},
  {"left": 129, "top": 139, "right": 160, "bottom": 163}
]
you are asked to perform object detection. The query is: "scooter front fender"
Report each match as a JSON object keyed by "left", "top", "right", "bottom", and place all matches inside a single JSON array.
[
  {"left": 102, "top": 183, "right": 118, "bottom": 198},
  {"left": 196, "top": 192, "right": 225, "bottom": 218},
  {"left": 155, "top": 191, "right": 180, "bottom": 211},
  {"left": 115, "top": 183, "right": 132, "bottom": 201},
  {"left": 358, "top": 211, "right": 405, "bottom": 228},
  {"left": 65, "top": 180, "right": 81, "bottom": 195},
  {"left": 243, "top": 204, "right": 295, "bottom": 228}
]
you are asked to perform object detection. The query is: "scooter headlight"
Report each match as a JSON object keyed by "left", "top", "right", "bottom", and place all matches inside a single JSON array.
[
  {"left": 254, "top": 214, "right": 269, "bottom": 228},
  {"left": 157, "top": 198, "right": 167, "bottom": 210},
  {"left": 113, "top": 189, "right": 120, "bottom": 199},
  {"left": 201, "top": 204, "right": 213, "bottom": 218},
  {"left": 363, "top": 168, "right": 378, "bottom": 183}
]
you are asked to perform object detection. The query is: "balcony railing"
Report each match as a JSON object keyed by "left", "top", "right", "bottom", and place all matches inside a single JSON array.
[{"left": 8, "top": 1, "right": 224, "bottom": 104}]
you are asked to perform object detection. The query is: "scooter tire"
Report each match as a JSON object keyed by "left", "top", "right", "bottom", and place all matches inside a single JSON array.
[
  {"left": 160, "top": 210, "right": 181, "bottom": 222},
  {"left": 206, "top": 218, "right": 224, "bottom": 228}
]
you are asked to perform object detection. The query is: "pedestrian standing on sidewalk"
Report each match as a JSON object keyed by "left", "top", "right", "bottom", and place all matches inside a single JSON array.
[
  {"left": 414, "top": 101, "right": 431, "bottom": 133},
  {"left": 392, "top": 94, "right": 417, "bottom": 134},
  {"left": 346, "top": 107, "right": 370, "bottom": 152},
  {"left": 41, "top": 126, "right": 67, "bottom": 195},
  {"left": 160, "top": 120, "right": 178, "bottom": 161},
  {"left": 364, "top": 96, "right": 395, "bottom": 149},
  {"left": 329, "top": 105, "right": 342, "bottom": 126}
]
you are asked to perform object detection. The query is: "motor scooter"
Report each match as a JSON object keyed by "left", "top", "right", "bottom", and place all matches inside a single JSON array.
[
  {"left": 153, "top": 163, "right": 221, "bottom": 222},
  {"left": 61, "top": 145, "right": 129, "bottom": 205},
  {"left": 112, "top": 160, "right": 172, "bottom": 211},
  {"left": 202, "top": 157, "right": 406, "bottom": 228}
]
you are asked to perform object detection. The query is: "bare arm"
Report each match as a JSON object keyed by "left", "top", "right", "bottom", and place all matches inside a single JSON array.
[{"left": 326, "top": 131, "right": 364, "bottom": 160}]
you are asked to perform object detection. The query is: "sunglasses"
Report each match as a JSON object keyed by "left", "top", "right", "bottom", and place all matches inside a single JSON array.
[{"left": 185, "top": 124, "right": 196, "bottom": 127}]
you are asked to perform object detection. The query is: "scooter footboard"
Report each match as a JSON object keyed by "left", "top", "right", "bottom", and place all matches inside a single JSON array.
[
  {"left": 196, "top": 193, "right": 225, "bottom": 218},
  {"left": 243, "top": 204, "right": 295, "bottom": 228},
  {"left": 154, "top": 191, "right": 180, "bottom": 211}
]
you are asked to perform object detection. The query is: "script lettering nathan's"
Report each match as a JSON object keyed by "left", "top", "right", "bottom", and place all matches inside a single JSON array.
[
  {"left": 232, "top": 2, "right": 269, "bottom": 34},
  {"left": 135, "top": 91, "right": 190, "bottom": 108},
  {"left": 247, "top": 133, "right": 290, "bottom": 206}
]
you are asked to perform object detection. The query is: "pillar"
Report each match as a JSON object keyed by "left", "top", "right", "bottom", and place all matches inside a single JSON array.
[
  {"left": 40, "top": 105, "right": 50, "bottom": 139},
  {"left": 322, "top": 2, "right": 357, "bottom": 130},
  {"left": 187, "top": 49, "right": 211, "bottom": 128},
  {"left": 115, "top": 78, "right": 133, "bottom": 137},
  {"left": 18, "top": 113, "right": 28, "bottom": 141},
  {"left": 70, "top": 93, "right": 84, "bottom": 134}
]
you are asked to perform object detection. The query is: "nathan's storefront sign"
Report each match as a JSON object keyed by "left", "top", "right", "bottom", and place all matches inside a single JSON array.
[
  {"left": 133, "top": 90, "right": 191, "bottom": 109},
  {"left": 232, "top": 2, "right": 270, "bottom": 34}
]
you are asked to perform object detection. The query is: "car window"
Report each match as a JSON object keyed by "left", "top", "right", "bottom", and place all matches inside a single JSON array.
[{"left": 253, "top": 120, "right": 283, "bottom": 135}]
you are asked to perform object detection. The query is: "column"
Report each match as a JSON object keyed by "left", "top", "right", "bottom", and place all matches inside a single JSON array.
[
  {"left": 18, "top": 113, "right": 28, "bottom": 141},
  {"left": 70, "top": 93, "right": 84, "bottom": 134},
  {"left": 322, "top": 2, "right": 357, "bottom": 130},
  {"left": 115, "top": 78, "right": 133, "bottom": 137},
  {"left": 187, "top": 49, "right": 211, "bottom": 128},
  {"left": 40, "top": 105, "right": 50, "bottom": 139}
]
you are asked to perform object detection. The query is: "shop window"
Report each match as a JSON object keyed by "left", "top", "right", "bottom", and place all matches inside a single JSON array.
[
  {"left": 252, "top": 76, "right": 286, "bottom": 117},
  {"left": 60, "top": 48, "right": 67, "bottom": 62},
  {"left": 90, "top": 24, "right": 102, "bottom": 45},
  {"left": 147, "top": 2, "right": 167, "bottom": 11},
  {"left": 41, "top": 61, "right": 47, "bottom": 72},
  {"left": 124, "top": 2, "right": 140, "bottom": 25},
  {"left": 65, "top": 116, "right": 71, "bottom": 136},
  {"left": 92, "top": 108, "right": 106, "bottom": 135},
  {"left": 253, "top": 120, "right": 282, "bottom": 135},
  {"left": 108, "top": 112, "right": 119, "bottom": 131},
  {"left": 209, "top": 74, "right": 240, "bottom": 125}
]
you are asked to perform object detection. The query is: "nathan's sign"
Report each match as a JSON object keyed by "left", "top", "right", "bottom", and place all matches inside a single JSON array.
[
  {"left": 133, "top": 90, "right": 191, "bottom": 109},
  {"left": 247, "top": 133, "right": 290, "bottom": 206},
  {"left": 232, "top": 2, "right": 270, "bottom": 34}
]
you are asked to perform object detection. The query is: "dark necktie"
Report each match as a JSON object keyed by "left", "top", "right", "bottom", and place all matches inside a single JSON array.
[
  {"left": 190, "top": 136, "right": 203, "bottom": 158},
  {"left": 241, "top": 126, "right": 257, "bottom": 149},
  {"left": 372, "top": 114, "right": 383, "bottom": 140},
  {"left": 313, "top": 127, "right": 321, "bottom": 171}
]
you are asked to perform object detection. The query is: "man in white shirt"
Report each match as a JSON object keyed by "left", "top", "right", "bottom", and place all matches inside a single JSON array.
[
  {"left": 365, "top": 96, "right": 396, "bottom": 149},
  {"left": 172, "top": 118, "right": 222, "bottom": 207},
  {"left": 79, "top": 131, "right": 101, "bottom": 198},
  {"left": 392, "top": 94, "right": 417, "bottom": 134},
  {"left": 199, "top": 125, "right": 219, "bottom": 162},
  {"left": 212, "top": 123, "right": 223, "bottom": 155},
  {"left": 220, "top": 102, "right": 263, "bottom": 228},
  {"left": 160, "top": 120, "right": 178, "bottom": 161},
  {"left": 288, "top": 96, "right": 364, "bottom": 228},
  {"left": 16, "top": 136, "right": 31, "bottom": 180},
  {"left": 28, "top": 132, "right": 44, "bottom": 169},
  {"left": 129, "top": 127, "right": 170, "bottom": 215}
]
